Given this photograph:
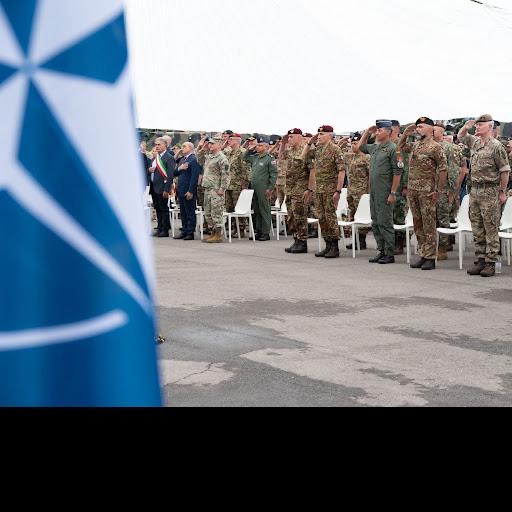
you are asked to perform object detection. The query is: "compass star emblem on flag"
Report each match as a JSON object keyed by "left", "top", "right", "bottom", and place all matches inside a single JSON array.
[{"left": 0, "top": 0, "right": 161, "bottom": 406}]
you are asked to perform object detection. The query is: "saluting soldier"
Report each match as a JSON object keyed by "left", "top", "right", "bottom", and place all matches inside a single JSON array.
[
  {"left": 303, "top": 125, "right": 346, "bottom": 259},
  {"left": 345, "top": 132, "right": 370, "bottom": 250},
  {"left": 458, "top": 115, "right": 511, "bottom": 277},
  {"left": 243, "top": 137, "right": 277, "bottom": 241},
  {"left": 398, "top": 118, "right": 448, "bottom": 270},
  {"left": 279, "top": 128, "right": 309, "bottom": 254},
  {"left": 359, "top": 121, "right": 402, "bottom": 265},
  {"left": 433, "top": 122, "right": 468, "bottom": 259}
]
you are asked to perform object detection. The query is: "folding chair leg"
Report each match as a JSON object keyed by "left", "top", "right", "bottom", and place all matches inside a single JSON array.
[
  {"left": 228, "top": 215, "right": 232, "bottom": 244},
  {"left": 352, "top": 229, "right": 356, "bottom": 259},
  {"left": 406, "top": 228, "right": 411, "bottom": 264},
  {"left": 236, "top": 218, "right": 241, "bottom": 240},
  {"left": 340, "top": 226, "right": 346, "bottom": 251},
  {"left": 276, "top": 214, "right": 280, "bottom": 241},
  {"left": 249, "top": 216, "right": 256, "bottom": 243},
  {"left": 458, "top": 233, "right": 463, "bottom": 270}
]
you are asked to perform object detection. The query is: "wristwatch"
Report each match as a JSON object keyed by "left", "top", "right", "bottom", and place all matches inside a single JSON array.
[{"left": 390, "top": 191, "right": 397, "bottom": 196}]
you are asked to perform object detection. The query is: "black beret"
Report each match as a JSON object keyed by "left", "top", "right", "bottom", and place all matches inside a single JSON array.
[
  {"left": 416, "top": 117, "right": 435, "bottom": 126},
  {"left": 391, "top": 120, "right": 400, "bottom": 127}
]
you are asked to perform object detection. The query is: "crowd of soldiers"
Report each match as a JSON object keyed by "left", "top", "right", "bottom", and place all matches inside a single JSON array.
[{"left": 144, "top": 115, "right": 512, "bottom": 278}]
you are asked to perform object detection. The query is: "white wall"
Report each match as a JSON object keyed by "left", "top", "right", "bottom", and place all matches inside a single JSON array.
[{"left": 125, "top": 0, "right": 512, "bottom": 133}]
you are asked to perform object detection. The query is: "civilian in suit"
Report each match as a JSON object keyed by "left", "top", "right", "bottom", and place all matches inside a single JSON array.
[
  {"left": 173, "top": 142, "right": 202, "bottom": 240},
  {"left": 148, "top": 137, "right": 177, "bottom": 237}
]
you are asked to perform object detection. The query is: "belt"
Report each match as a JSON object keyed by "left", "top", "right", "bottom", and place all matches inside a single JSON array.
[{"left": 472, "top": 182, "right": 498, "bottom": 189}]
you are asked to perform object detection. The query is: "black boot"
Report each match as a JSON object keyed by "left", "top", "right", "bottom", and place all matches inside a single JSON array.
[
  {"left": 468, "top": 258, "right": 486, "bottom": 276},
  {"left": 411, "top": 258, "right": 427, "bottom": 269},
  {"left": 369, "top": 252, "right": 385, "bottom": 263},
  {"left": 285, "top": 239, "right": 299, "bottom": 254},
  {"left": 347, "top": 233, "right": 367, "bottom": 251},
  {"left": 421, "top": 259, "right": 436, "bottom": 271},
  {"left": 324, "top": 240, "right": 340, "bottom": 259},
  {"left": 315, "top": 240, "right": 331, "bottom": 258},
  {"left": 290, "top": 240, "right": 308, "bottom": 254},
  {"left": 379, "top": 255, "right": 395, "bottom": 265}
]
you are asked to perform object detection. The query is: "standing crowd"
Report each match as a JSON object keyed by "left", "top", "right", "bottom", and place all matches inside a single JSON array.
[{"left": 141, "top": 115, "right": 512, "bottom": 278}]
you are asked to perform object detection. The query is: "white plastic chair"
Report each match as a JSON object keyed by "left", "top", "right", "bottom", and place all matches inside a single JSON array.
[
  {"left": 223, "top": 189, "right": 256, "bottom": 243},
  {"left": 195, "top": 206, "right": 204, "bottom": 241},
  {"left": 336, "top": 189, "right": 350, "bottom": 251},
  {"left": 168, "top": 197, "right": 180, "bottom": 238},
  {"left": 500, "top": 197, "right": 512, "bottom": 232},
  {"left": 437, "top": 195, "right": 472, "bottom": 270},
  {"left": 499, "top": 232, "right": 512, "bottom": 266},
  {"left": 394, "top": 210, "right": 415, "bottom": 264},
  {"left": 271, "top": 199, "right": 288, "bottom": 241},
  {"left": 307, "top": 218, "right": 323, "bottom": 253},
  {"left": 338, "top": 194, "right": 372, "bottom": 259}
]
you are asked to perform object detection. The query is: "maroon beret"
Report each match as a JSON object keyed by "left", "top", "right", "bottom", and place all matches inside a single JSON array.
[
  {"left": 287, "top": 128, "right": 303, "bottom": 135},
  {"left": 318, "top": 125, "right": 334, "bottom": 133}
]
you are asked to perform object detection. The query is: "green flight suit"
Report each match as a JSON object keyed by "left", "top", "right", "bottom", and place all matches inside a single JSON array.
[
  {"left": 361, "top": 141, "right": 401, "bottom": 257},
  {"left": 244, "top": 151, "right": 277, "bottom": 235}
]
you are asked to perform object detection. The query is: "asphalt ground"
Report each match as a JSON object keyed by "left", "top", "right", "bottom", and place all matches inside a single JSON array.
[{"left": 155, "top": 230, "right": 512, "bottom": 407}]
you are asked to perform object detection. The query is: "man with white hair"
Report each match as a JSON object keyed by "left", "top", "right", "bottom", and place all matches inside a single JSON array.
[
  {"left": 458, "top": 115, "right": 511, "bottom": 277},
  {"left": 148, "top": 137, "right": 177, "bottom": 237},
  {"left": 173, "top": 142, "right": 202, "bottom": 240}
]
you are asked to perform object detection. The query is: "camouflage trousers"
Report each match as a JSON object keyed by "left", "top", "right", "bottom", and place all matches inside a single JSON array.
[
  {"left": 437, "top": 192, "right": 453, "bottom": 248},
  {"left": 316, "top": 188, "right": 339, "bottom": 241},
  {"left": 225, "top": 189, "right": 246, "bottom": 231},
  {"left": 348, "top": 192, "right": 369, "bottom": 235},
  {"left": 393, "top": 195, "right": 407, "bottom": 244},
  {"left": 289, "top": 194, "right": 308, "bottom": 242},
  {"left": 273, "top": 185, "right": 286, "bottom": 207},
  {"left": 408, "top": 190, "right": 437, "bottom": 260},
  {"left": 470, "top": 187, "right": 501, "bottom": 263},
  {"left": 204, "top": 189, "right": 225, "bottom": 229}
]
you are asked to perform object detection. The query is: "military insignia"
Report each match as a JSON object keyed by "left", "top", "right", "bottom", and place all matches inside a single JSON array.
[
  {"left": 272, "top": 160, "right": 277, "bottom": 166},
  {"left": 420, "top": 117, "right": 426, "bottom": 123}
]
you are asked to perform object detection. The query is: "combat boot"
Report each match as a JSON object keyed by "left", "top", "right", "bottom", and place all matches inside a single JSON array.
[
  {"left": 467, "top": 258, "right": 486, "bottom": 276},
  {"left": 285, "top": 239, "right": 299, "bottom": 253},
  {"left": 369, "top": 252, "right": 385, "bottom": 263},
  {"left": 421, "top": 259, "right": 436, "bottom": 271},
  {"left": 394, "top": 240, "right": 405, "bottom": 256},
  {"left": 315, "top": 240, "right": 331, "bottom": 258},
  {"left": 410, "top": 258, "right": 427, "bottom": 269},
  {"left": 324, "top": 240, "right": 340, "bottom": 259},
  {"left": 347, "top": 234, "right": 367, "bottom": 251},
  {"left": 206, "top": 228, "right": 223, "bottom": 244},
  {"left": 437, "top": 248, "right": 448, "bottom": 261},
  {"left": 290, "top": 240, "right": 308, "bottom": 254},
  {"left": 480, "top": 263, "right": 496, "bottom": 278}
]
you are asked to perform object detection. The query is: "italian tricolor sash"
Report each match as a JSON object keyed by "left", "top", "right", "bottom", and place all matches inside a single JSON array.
[{"left": 156, "top": 154, "right": 168, "bottom": 181}]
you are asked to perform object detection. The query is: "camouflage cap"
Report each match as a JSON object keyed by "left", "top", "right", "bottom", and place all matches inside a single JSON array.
[
  {"left": 435, "top": 121, "right": 446, "bottom": 129},
  {"left": 476, "top": 114, "right": 493, "bottom": 123},
  {"left": 207, "top": 137, "right": 223, "bottom": 144}
]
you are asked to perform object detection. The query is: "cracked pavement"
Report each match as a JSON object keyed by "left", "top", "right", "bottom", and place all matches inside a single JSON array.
[{"left": 153, "top": 233, "right": 512, "bottom": 407}]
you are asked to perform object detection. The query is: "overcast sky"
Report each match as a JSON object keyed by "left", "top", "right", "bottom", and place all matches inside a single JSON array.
[{"left": 125, "top": 0, "right": 511, "bottom": 133}]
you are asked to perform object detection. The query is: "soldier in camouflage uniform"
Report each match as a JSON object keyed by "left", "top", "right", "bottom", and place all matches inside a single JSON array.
[
  {"left": 433, "top": 122, "right": 468, "bottom": 259},
  {"left": 344, "top": 132, "right": 370, "bottom": 250},
  {"left": 398, "top": 117, "right": 448, "bottom": 270},
  {"left": 201, "top": 137, "right": 230, "bottom": 244},
  {"left": 399, "top": 118, "right": 448, "bottom": 270},
  {"left": 459, "top": 116, "right": 511, "bottom": 277},
  {"left": 271, "top": 139, "right": 286, "bottom": 207},
  {"left": 225, "top": 133, "right": 251, "bottom": 237},
  {"left": 303, "top": 126, "right": 346, "bottom": 259},
  {"left": 196, "top": 136, "right": 210, "bottom": 233},
  {"left": 390, "top": 120, "right": 410, "bottom": 255},
  {"left": 279, "top": 128, "right": 309, "bottom": 254}
]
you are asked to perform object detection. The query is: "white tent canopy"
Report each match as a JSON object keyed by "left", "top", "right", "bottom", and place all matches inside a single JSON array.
[{"left": 125, "top": 0, "right": 511, "bottom": 134}]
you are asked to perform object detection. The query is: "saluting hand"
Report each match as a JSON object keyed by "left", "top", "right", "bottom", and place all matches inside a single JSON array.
[{"left": 464, "top": 119, "right": 476, "bottom": 130}]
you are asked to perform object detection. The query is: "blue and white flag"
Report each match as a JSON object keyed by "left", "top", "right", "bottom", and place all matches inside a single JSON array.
[{"left": 0, "top": 0, "right": 161, "bottom": 406}]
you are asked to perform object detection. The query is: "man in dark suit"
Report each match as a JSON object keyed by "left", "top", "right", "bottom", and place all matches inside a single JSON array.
[
  {"left": 173, "top": 142, "right": 201, "bottom": 240},
  {"left": 148, "top": 137, "right": 177, "bottom": 238}
]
